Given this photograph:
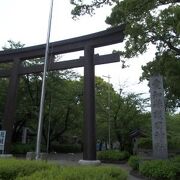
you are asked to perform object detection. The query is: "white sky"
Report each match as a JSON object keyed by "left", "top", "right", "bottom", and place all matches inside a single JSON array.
[{"left": 0, "top": 0, "right": 156, "bottom": 101}]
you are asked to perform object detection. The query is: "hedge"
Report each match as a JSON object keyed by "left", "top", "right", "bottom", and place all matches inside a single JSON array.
[
  {"left": 170, "top": 156, "right": 180, "bottom": 176},
  {"left": 11, "top": 143, "right": 46, "bottom": 154},
  {"left": 11, "top": 144, "right": 35, "bottom": 154},
  {"left": 18, "top": 166, "right": 128, "bottom": 180},
  {"left": 0, "top": 159, "right": 52, "bottom": 180},
  {"left": 0, "top": 159, "right": 128, "bottom": 180},
  {"left": 51, "top": 143, "right": 81, "bottom": 153},
  {"left": 97, "top": 150, "right": 130, "bottom": 161},
  {"left": 139, "top": 158, "right": 180, "bottom": 180}
]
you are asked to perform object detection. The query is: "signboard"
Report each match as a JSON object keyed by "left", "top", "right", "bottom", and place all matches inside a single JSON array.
[{"left": 0, "top": 131, "right": 6, "bottom": 154}]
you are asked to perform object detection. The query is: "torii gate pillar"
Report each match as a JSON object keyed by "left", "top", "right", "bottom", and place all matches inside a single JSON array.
[
  {"left": 2, "top": 59, "right": 20, "bottom": 153},
  {"left": 83, "top": 45, "right": 96, "bottom": 160}
]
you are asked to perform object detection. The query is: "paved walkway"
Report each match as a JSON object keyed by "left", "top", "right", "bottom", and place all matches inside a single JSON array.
[{"left": 47, "top": 153, "right": 144, "bottom": 180}]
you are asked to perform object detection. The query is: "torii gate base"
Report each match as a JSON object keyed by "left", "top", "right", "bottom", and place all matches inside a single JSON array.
[
  {"left": 79, "top": 159, "right": 101, "bottom": 166},
  {"left": 0, "top": 25, "right": 125, "bottom": 161}
]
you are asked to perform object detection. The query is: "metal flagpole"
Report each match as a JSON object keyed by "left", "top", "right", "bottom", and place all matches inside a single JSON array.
[
  {"left": 103, "top": 75, "right": 111, "bottom": 149},
  {"left": 36, "top": 0, "right": 54, "bottom": 160}
]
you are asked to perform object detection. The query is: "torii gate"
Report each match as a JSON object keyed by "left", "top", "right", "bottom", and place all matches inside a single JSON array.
[{"left": 0, "top": 25, "right": 125, "bottom": 160}]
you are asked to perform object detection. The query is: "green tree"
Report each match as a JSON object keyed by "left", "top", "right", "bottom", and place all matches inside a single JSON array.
[
  {"left": 71, "top": 0, "right": 179, "bottom": 57},
  {"left": 166, "top": 113, "right": 180, "bottom": 150},
  {"left": 94, "top": 76, "right": 147, "bottom": 152},
  {"left": 95, "top": 77, "right": 117, "bottom": 149},
  {"left": 16, "top": 70, "right": 83, "bottom": 151},
  {"left": 71, "top": 0, "right": 180, "bottom": 109},
  {"left": 0, "top": 40, "right": 83, "bottom": 151},
  {"left": 2, "top": 40, "right": 25, "bottom": 50},
  {"left": 141, "top": 52, "right": 180, "bottom": 111},
  {"left": 111, "top": 92, "right": 145, "bottom": 152}
]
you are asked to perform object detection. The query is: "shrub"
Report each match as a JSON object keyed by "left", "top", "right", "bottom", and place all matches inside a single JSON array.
[
  {"left": 171, "top": 156, "right": 180, "bottom": 176},
  {"left": 0, "top": 159, "right": 52, "bottom": 180},
  {"left": 138, "top": 137, "right": 180, "bottom": 151},
  {"left": 171, "top": 155, "right": 180, "bottom": 163},
  {"left": 18, "top": 166, "right": 128, "bottom": 180},
  {"left": 97, "top": 150, "right": 130, "bottom": 161},
  {"left": 168, "top": 137, "right": 180, "bottom": 150},
  {"left": 11, "top": 144, "right": 35, "bottom": 154},
  {"left": 11, "top": 143, "right": 46, "bottom": 154},
  {"left": 138, "top": 138, "right": 152, "bottom": 149},
  {"left": 128, "top": 156, "right": 141, "bottom": 170},
  {"left": 139, "top": 160, "right": 178, "bottom": 180},
  {"left": 51, "top": 143, "right": 81, "bottom": 153}
]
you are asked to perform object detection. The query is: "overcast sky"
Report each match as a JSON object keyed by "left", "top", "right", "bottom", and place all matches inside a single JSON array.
[{"left": 0, "top": 0, "right": 156, "bottom": 101}]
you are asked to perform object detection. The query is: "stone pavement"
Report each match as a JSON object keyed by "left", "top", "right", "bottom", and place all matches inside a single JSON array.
[{"left": 47, "top": 153, "right": 145, "bottom": 180}]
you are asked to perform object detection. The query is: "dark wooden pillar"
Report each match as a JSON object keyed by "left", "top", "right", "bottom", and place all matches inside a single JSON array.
[
  {"left": 2, "top": 58, "right": 20, "bottom": 153},
  {"left": 83, "top": 45, "right": 96, "bottom": 160}
]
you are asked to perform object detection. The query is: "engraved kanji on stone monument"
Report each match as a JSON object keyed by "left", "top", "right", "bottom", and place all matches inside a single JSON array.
[{"left": 150, "top": 75, "right": 168, "bottom": 159}]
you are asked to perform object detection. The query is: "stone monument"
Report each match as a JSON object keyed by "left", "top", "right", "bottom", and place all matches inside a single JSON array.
[{"left": 150, "top": 74, "right": 168, "bottom": 159}]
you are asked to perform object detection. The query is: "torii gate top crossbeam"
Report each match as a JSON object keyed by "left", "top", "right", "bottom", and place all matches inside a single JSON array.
[{"left": 0, "top": 25, "right": 125, "bottom": 63}]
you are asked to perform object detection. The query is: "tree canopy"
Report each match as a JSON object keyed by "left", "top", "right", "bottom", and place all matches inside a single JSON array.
[
  {"left": 71, "top": 0, "right": 180, "bottom": 110},
  {"left": 71, "top": 0, "right": 179, "bottom": 58}
]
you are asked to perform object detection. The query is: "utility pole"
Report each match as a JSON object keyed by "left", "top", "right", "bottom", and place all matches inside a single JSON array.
[
  {"left": 36, "top": 0, "right": 54, "bottom": 160},
  {"left": 119, "top": 88, "right": 123, "bottom": 96},
  {"left": 103, "top": 75, "right": 111, "bottom": 149}
]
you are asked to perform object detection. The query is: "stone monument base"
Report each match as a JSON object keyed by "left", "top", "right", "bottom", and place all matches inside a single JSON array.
[{"left": 78, "top": 160, "right": 101, "bottom": 166}]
